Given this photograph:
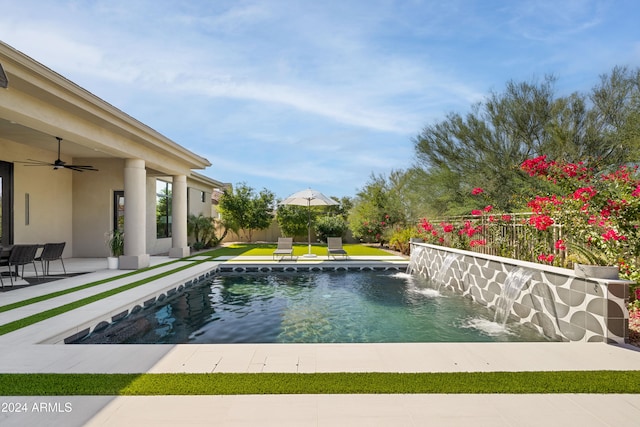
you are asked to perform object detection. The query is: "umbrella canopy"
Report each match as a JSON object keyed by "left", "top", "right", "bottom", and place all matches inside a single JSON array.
[
  {"left": 280, "top": 188, "right": 338, "bottom": 256},
  {"left": 281, "top": 188, "right": 339, "bottom": 207}
]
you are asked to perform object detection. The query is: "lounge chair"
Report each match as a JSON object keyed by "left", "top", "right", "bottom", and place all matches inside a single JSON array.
[
  {"left": 327, "top": 237, "right": 348, "bottom": 260},
  {"left": 272, "top": 237, "right": 294, "bottom": 261},
  {"left": 35, "top": 242, "right": 66, "bottom": 276},
  {"left": 0, "top": 244, "right": 40, "bottom": 287}
]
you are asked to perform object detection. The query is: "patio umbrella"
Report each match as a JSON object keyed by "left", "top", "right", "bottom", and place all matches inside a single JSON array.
[{"left": 280, "top": 188, "right": 339, "bottom": 256}]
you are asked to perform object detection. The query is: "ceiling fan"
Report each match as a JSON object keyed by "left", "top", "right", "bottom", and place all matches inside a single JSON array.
[{"left": 18, "top": 137, "right": 98, "bottom": 172}]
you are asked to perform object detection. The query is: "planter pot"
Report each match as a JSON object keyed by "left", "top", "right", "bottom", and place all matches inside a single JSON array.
[
  {"left": 574, "top": 263, "right": 619, "bottom": 280},
  {"left": 107, "top": 256, "right": 119, "bottom": 270}
]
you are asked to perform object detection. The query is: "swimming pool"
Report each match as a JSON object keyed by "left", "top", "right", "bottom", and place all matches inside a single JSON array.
[{"left": 73, "top": 271, "right": 552, "bottom": 344}]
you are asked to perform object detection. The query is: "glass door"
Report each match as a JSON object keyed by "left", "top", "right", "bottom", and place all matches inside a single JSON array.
[
  {"left": 113, "top": 191, "right": 124, "bottom": 232},
  {"left": 0, "top": 161, "right": 13, "bottom": 246}
]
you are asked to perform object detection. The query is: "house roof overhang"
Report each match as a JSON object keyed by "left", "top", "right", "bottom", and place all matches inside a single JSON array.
[{"left": 0, "top": 41, "right": 212, "bottom": 176}]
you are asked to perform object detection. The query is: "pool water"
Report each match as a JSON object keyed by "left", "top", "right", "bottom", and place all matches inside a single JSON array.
[{"left": 75, "top": 271, "right": 552, "bottom": 344}]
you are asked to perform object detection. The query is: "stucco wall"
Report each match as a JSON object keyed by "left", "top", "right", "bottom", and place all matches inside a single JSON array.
[
  {"left": 2, "top": 138, "right": 73, "bottom": 257},
  {"left": 72, "top": 158, "right": 124, "bottom": 257},
  {"left": 187, "top": 186, "right": 211, "bottom": 217}
]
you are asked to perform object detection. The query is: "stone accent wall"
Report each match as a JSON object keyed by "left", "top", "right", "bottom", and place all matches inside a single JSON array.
[{"left": 409, "top": 242, "right": 630, "bottom": 343}]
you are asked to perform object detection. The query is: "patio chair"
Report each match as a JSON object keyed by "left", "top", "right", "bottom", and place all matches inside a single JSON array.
[
  {"left": 327, "top": 237, "right": 348, "bottom": 260},
  {"left": 35, "top": 242, "right": 66, "bottom": 276},
  {"left": 272, "top": 237, "right": 294, "bottom": 261},
  {"left": 0, "top": 244, "right": 40, "bottom": 287},
  {"left": 0, "top": 246, "right": 9, "bottom": 288}
]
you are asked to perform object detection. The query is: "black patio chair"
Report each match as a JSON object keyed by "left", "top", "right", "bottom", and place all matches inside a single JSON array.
[
  {"left": 0, "top": 244, "right": 40, "bottom": 287},
  {"left": 35, "top": 242, "right": 66, "bottom": 276}
]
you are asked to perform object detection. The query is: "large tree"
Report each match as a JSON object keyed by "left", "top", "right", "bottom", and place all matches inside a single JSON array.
[
  {"left": 217, "top": 183, "right": 275, "bottom": 242},
  {"left": 412, "top": 67, "right": 640, "bottom": 215}
]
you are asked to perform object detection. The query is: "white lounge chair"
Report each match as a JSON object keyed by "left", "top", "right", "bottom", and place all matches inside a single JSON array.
[
  {"left": 272, "top": 237, "right": 294, "bottom": 261},
  {"left": 327, "top": 237, "right": 348, "bottom": 260}
]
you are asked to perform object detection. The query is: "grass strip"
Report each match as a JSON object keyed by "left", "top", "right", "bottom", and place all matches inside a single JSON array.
[
  {"left": 201, "top": 243, "right": 394, "bottom": 258},
  {"left": 0, "top": 371, "right": 639, "bottom": 395},
  {"left": 0, "top": 261, "right": 205, "bottom": 336},
  {"left": 0, "top": 260, "right": 181, "bottom": 314}
]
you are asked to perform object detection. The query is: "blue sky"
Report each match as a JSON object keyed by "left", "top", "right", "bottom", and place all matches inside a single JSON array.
[{"left": 1, "top": 1, "right": 639, "bottom": 200}]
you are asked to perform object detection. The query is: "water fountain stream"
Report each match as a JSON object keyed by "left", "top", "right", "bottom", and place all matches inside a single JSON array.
[
  {"left": 434, "top": 253, "right": 460, "bottom": 290},
  {"left": 493, "top": 267, "right": 533, "bottom": 325}
]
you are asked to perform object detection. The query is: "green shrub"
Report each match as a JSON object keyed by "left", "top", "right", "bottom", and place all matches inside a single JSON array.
[
  {"left": 315, "top": 215, "right": 348, "bottom": 243},
  {"left": 388, "top": 227, "right": 421, "bottom": 255}
]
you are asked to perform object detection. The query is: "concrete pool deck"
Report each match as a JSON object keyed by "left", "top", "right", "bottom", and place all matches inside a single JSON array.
[{"left": 1, "top": 255, "right": 640, "bottom": 426}]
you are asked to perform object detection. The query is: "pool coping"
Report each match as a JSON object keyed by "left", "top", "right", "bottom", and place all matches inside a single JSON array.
[{"left": 0, "top": 254, "right": 639, "bottom": 376}]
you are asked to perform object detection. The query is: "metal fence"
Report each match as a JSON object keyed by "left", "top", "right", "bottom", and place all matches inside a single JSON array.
[{"left": 422, "top": 213, "right": 570, "bottom": 266}]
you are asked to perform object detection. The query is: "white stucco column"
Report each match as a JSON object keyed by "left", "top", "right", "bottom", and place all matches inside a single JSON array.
[
  {"left": 120, "top": 158, "right": 150, "bottom": 269},
  {"left": 169, "top": 174, "right": 190, "bottom": 258}
]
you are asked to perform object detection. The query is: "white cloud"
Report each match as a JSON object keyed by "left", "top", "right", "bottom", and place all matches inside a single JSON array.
[{"left": 1, "top": 0, "right": 638, "bottom": 199}]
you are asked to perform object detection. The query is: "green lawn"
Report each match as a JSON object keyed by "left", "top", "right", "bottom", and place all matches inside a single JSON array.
[
  {"left": 1, "top": 371, "right": 639, "bottom": 395},
  {"left": 197, "top": 243, "right": 396, "bottom": 258}
]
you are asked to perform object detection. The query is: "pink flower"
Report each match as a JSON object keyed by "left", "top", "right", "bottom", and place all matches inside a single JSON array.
[
  {"left": 529, "top": 214, "right": 554, "bottom": 231},
  {"left": 537, "top": 253, "right": 555, "bottom": 263},
  {"left": 441, "top": 222, "right": 454, "bottom": 233},
  {"left": 471, "top": 209, "right": 482, "bottom": 216},
  {"left": 555, "top": 239, "right": 566, "bottom": 250},
  {"left": 602, "top": 228, "right": 627, "bottom": 241},
  {"left": 484, "top": 205, "right": 493, "bottom": 213},
  {"left": 420, "top": 219, "right": 434, "bottom": 232},
  {"left": 471, "top": 187, "right": 484, "bottom": 195},
  {"left": 521, "top": 155, "right": 550, "bottom": 177},
  {"left": 573, "top": 186, "right": 596, "bottom": 201}
]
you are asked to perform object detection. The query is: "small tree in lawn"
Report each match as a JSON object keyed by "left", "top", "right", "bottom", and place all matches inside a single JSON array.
[
  {"left": 218, "top": 183, "right": 275, "bottom": 242},
  {"left": 276, "top": 204, "right": 310, "bottom": 238}
]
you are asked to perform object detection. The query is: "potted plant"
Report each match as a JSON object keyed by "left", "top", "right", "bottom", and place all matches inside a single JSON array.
[
  {"left": 106, "top": 229, "right": 124, "bottom": 269},
  {"left": 567, "top": 242, "right": 620, "bottom": 280}
]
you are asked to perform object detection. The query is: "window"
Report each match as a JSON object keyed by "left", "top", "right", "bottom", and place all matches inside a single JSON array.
[
  {"left": 201, "top": 191, "right": 206, "bottom": 203},
  {"left": 156, "top": 180, "right": 172, "bottom": 238}
]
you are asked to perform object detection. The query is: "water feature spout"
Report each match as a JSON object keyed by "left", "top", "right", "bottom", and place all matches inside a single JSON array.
[
  {"left": 434, "top": 253, "right": 460, "bottom": 290},
  {"left": 406, "top": 245, "right": 424, "bottom": 275},
  {"left": 494, "top": 267, "right": 533, "bottom": 325}
]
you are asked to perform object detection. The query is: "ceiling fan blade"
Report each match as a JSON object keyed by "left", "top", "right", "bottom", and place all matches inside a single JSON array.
[
  {"left": 65, "top": 164, "right": 99, "bottom": 171},
  {"left": 65, "top": 166, "right": 86, "bottom": 172},
  {"left": 15, "top": 159, "right": 55, "bottom": 166},
  {"left": 64, "top": 164, "right": 98, "bottom": 171},
  {"left": 17, "top": 137, "right": 99, "bottom": 171}
]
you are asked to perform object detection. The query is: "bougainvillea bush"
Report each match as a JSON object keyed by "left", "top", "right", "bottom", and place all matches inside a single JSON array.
[
  {"left": 415, "top": 155, "right": 640, "bottom": 286},
  {"left": 520, "top": 156, "right": 640, "bottom": 281}
]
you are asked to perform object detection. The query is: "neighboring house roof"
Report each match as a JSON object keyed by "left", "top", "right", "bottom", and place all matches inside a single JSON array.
[{"left": 211, "top": 188, "right": 225, "bottom": 205}]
